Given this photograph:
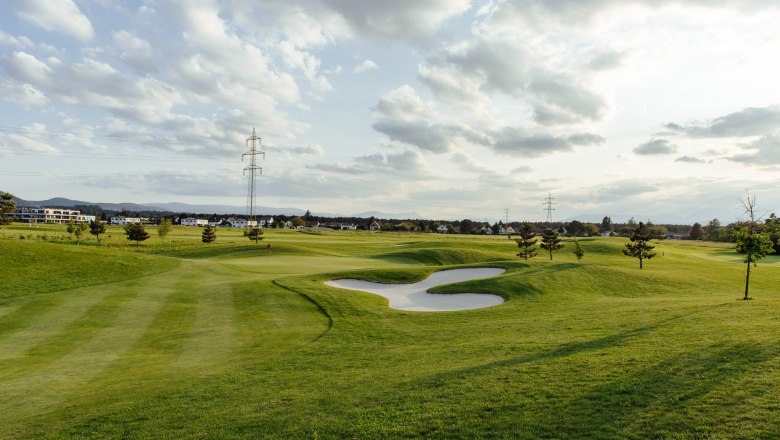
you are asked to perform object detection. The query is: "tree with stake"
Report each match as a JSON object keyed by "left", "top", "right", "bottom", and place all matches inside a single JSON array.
[
  {"left": 202, "top": 225, "right": 217, "bottom": 244},
  {"left": 125, "top": 223, "right": 150, "bottom": 245},
  {"left": 623, "top": 222, "right": 656, "bottom": 269},
  {"left": 540, "top": 229, "right": 564, "bottom": 260},
  {"left": 573, "top": 240, "right": 585, "bottom": 262},
  {"left": 66, "top": 220, "right": 77, "bottom": 239},
  {"left": 515, "top": 223, "right": 537, "bottom": 260},
  {"left": 157, "top": 218, "right": 172, "bottom": 241},
  {"left": 89, "top": 219, "right": 106, "bottom": 243},
  {"left": 736, "top": 191, "right": 774, "bottom": 300},
  {"left": 246, "top": 226, "right": 264, "bottom": 243}
]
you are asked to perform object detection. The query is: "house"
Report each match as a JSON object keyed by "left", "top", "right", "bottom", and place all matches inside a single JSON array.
[
  {"left": 305, "top": 221, "right": 320, "bottom": 228},
  {"left": 208, "top": 219, "right": 223, "bottom": 227},
  {"left": 77, "top": 214, "right": 96, "bottom": 223},
  {"left": 436, "top": 224, "right": 448, "bottom": 233},
  {"left": 369, "top": 220, "right": 381, "bottom": 232},
  {"left": 340, "top": 223, "right": 357, "bottom": 231},
  {"left": 111, "top": 216, "right": 142, "bottom": 225},
  {"left": 181, "top": 217, "right": 208, "bottom": 227},
  {"left": 498, "top": 225, "right": 516, "bottom": 235},
  {"left": 232, "top": 219, "right": 258, "bottom": 228},
  {"left": 259, "top": 216, "right": 274, "bottom": 227}
]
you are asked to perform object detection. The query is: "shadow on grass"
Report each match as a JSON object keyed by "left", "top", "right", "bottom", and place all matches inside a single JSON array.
[{"left": 549, "top": 341, "right": 777, "bottom": 438}]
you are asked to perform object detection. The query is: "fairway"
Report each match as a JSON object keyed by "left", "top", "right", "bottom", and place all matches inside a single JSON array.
[{"left": 2, "top": 225, "right": 780, "bottom": 438}]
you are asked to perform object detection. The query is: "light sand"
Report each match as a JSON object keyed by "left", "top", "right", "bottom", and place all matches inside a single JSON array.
[{"left": 325, "top": 268, "right": 506, "bottom": 312}]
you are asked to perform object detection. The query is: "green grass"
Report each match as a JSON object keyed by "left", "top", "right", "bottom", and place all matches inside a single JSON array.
[{"left": 2, "top": 224, "right": 780, "bottom": 438}]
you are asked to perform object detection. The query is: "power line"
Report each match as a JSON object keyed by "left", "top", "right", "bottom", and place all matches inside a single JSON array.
[{"left": 0, "top": 149, "right": 236, "bottom": 163}]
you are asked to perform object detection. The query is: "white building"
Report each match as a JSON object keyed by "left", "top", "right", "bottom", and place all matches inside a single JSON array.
[
  {"left": 111, "top": 216, "right": 142, "bottom": 225},
  {"left": 259, "top": 216, "right": 274, "bottom": 227},
  {"left": 436, "top": 225, "right": 449, "bottom": 233},
  {"left": 14, "top": 207, "right": 81, "bottom": 224},
  {"left": 181, "top": 217, "right": 208, "bottom": 227},
  {"left": 232, "top": 219, "right": 258, "bottom": 228},
  {"left": 77, "top": 214, "right": 96, "bottom": 223},
  {"left": 340, "top": 223, "right": 357, "bottom": 230}
]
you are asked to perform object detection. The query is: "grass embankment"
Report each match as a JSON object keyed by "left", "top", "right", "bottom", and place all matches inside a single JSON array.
[{"left": 2, "top": 224, "right": 780, "bottom": 438}]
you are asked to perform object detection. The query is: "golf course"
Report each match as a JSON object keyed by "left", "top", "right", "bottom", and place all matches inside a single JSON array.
[{"left": 2, "top": 224, "right": 780, "bottom": 439}]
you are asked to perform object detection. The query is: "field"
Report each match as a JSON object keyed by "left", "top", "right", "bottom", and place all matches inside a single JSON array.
[{"left": 2, "top": 223, "right": 780, "bottom": 439}]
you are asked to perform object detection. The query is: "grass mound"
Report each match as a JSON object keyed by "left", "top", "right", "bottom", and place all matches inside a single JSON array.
[{"left": 0, "top": 239, "right": 178, "bottom": 298}]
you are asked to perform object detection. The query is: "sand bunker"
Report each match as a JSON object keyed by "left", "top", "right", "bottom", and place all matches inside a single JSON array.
[{"left": 325, "top": 268, "right": 506, "bottom": 312}]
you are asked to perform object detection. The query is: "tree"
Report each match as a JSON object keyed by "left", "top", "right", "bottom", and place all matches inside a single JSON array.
[
  {"left": 540, "top": 229, "right": 564, "bottom": 260},
  {"left": 72, "top": 222, "right": 87, "bottom": 245},
  {"left": 89, "top": 219, "right": 106, "bottom": 243},
  {"left": 572, "top": 240, "right": 585, "bottom": 262},
  {"left": 246, "top": 226, "right": 264, "bottom": 243},
  {"left": 291, "top": 216, "right": 305, "bottom": 228},
  {"left": 515, "top": 223, "right": 537, "bottom": 260},
  {"left": 704, "top": 218, "right": 721, "bottom": 241},
  {"left": 623, "top": 222, "right": 656, "bottom": 269},
  {"left": 736, "top": 191, "right": 774, "bottom": 300},
  {"left": 688, "top": 222, "right": 703, "bottom": 240},
  {"left": 304, "top": 210, "right": 312, "bottom": 221},
  {"left": 202, "top": 225, "right": 217, "bottom": 244},
  {"left": 125, "top": 223, "right": 150, "bottom": 244},
  {"left": 600, "top": 216, "right": 613, "bottom": 233},
  {"left": 157, "top": 218, "right": 172, "bottom": 240},
  {"left": 0, "top": 191, "right": 15, "bottom": 224}
]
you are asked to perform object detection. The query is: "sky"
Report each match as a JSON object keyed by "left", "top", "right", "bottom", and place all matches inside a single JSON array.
[{"left": 2, "top": 0, "right": 780, "bottom": 223}]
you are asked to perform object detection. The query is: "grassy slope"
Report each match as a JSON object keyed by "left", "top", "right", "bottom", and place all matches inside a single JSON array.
[{"left": 2, "top": 226, "right": 780, "bottom": 438}]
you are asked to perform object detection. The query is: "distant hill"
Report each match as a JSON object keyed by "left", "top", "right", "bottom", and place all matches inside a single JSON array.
[{"left": 11, "top": 196, "right": 423, "bottom": 219}]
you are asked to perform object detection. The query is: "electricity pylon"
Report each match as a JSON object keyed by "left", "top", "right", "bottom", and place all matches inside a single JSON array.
[{"left": 242, "top": 128, "right": 265, "bottom": 222}]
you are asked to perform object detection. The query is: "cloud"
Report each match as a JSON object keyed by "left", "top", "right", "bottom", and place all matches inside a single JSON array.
[
  {"left": 417, "top": 28, "right": 607, "bottom": 125},
  {"left": 490, "top": 128, "right": 574, "bottom": 157},
  {"left": 725, "top": 134, "right": 780, "bottom": 165},
  {"left": 665, "top": 105, "right": 780, "bottom": 138},
  {"left": 588, "top": 49, "right": 626, "bottom": 70},
  {"left": 15, "top": 0, "right": 94, "bottom": 42},
  {"left": 288, "top": 144, "right": 325, "bottom": 155},
  {"left": 633, "top": 139, "right": 678, "bottom": 155},
  {"left": 675, "top": 155, "right": 706, "bottom": 163},
  {"left": 321, "top": 0, "right": 471, "bottom": 44},
  {"left": 113, "top": 30, "right": 155, "bottom": 72},
  {"left": 353, "top": 59, "right": 378, "bottom": 73},
  {"left": 373, "top": 85, "right": 437, "bottom": 120}
]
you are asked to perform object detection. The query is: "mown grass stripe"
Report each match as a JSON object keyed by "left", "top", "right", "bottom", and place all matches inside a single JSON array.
[
  {"left": 0, "top": 285, "right": 132, "bottom": 380},
  {"left": 0, "top": 269, "right": 181, "bottom": 422}
]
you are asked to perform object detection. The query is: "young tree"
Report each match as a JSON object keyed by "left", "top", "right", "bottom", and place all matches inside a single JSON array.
[
  {"left": 540, "top": 229, "right": 564, "bottom": 260},
  {"left": 125, "top": 223, "right": 150, "bottom": 244},
  {"left": 623, "top": 222, "right": 656, "bottom": 269},
  {"left": 89, "top": 219, "right": 106, "bottom": 243},
  {"left": 202, "top": 225, "right": 217, "bottom": 244},
  {"left": 736, "top": 191, "right": 774, "bottom": 300},
  {"left": 572, "top": 240, "right": 585, "bottom": 262},
  {"left": 0, "top": 191, "right": 15, "bottom": 224},
  {"left": 245, "top": 226, "right": 264, "bottom": 243},
  {"left": 66, "top": 220, "right": 78, "bottom": 239},
  {"left": 157, "top": 218, "right": 172, "bottom": 241},
  {"left": 515, "top": 223, "right": 538, "bottom": 260},
  {"left": 72, "top": 222, "right": 87, "bottom": 245}
]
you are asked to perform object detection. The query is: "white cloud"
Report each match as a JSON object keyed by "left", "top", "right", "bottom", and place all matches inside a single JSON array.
[
  {"left": 15, "top": 0, "right": 94, "bottom": 42},
  {"left": 353, "top": 59, "right": 378, "bottom": 74}
]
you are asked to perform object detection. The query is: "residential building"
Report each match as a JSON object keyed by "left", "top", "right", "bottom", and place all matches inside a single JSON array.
[
  {"left": 111, "top": 216, "right": 142, "bottom": 225},
  {"left": 181, "top": 217, "right": 208, "bottom": 227},
  {"left": 340, "top": 223, "right": 357, "bottom": 230},
  {"left": 369, "top": 220, "right": 381, "bottom": 232},
  {"left": 232, "top": 219, "right": 258, "bottom": 228},
  {"left": 14, "top": 207, "right": 81, "bottom": 224},
  {"left": 259, "top": 216, "right": 274, "bottom": 227}
]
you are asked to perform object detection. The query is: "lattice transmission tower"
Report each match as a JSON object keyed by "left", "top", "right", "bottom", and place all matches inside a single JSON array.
[
  {"left": 504, "top": 207, "right": 510, "bottom": 224},
  {"left": 242, "top": 128, "right": 265, "bottom": 222},
  {"left": 543, "top": 193, "right": 556, "bottom": 224}
]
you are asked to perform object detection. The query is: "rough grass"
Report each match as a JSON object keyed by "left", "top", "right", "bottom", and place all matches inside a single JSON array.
[{"left": 2, "top": 224, "right": 780, "bottom": 439}]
